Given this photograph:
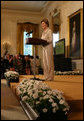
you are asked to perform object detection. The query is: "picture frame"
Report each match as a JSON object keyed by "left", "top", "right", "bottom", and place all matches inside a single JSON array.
[{"left": 68, "top": 9, "right": 83, "bottom": 59}]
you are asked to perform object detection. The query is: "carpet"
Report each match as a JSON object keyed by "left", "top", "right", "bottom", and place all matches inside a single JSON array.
[{"left": 1, "top": 79, "right": 29, "bottom": 120}]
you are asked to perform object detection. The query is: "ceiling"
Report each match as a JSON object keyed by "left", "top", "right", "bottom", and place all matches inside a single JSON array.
[{"left": 1, "top": 1, "right": 48, "bottom": 12}]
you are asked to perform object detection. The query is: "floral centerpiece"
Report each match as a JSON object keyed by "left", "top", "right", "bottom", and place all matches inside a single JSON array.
[
  {"left": 16, "top": 79, "right": 70, "bottom": 120},
  {"left": 2, "top": 41, "right": 11, "bottom": 56},
  {"left": 55, "top": 70, "right": 82, "bottom": 75},
  {"left": 4, "top": 71, "right": 19, "bottom": 86}
]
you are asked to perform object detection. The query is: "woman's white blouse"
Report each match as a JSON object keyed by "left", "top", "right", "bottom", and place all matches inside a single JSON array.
[{"left": 41, "top": 28, "right": 53, "bottom": 44}]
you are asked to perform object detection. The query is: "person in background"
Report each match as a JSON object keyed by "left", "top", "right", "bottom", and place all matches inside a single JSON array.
[
  {"left": 9, "top": 55, "right": 14, "bottom": 71},
  {"left": 24, "top": 55, "right": 31, "bottom": 75},
  {"left": 30, "top": 56, "right": 35, "bottom": 75},
  {"left": 18, "top": 55, "right": 24, "bottom": 75},
  {"left": 3, "top": 51, "right": 8, "bottom": 59},
  {"left": 41, "top": 18, "right": 54, "bottom": 81},
  {"left": 35, "top": 56, "right": 40, "bottom": 75},
  {"left": 13, "top": 54, "right": 19, "bottom": 72},
  {"left": 2, "top": 53, "right": 10, "bottom": 72},
  {"left": 5, "top": 54, "right": 10, "bottom": 71},
  {"left": 13, "top": 54, "right": 23, "bottom": 74}
]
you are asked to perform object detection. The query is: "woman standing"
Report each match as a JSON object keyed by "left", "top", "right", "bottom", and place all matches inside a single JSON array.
[{"left": 41, "top": 18, "right": 54, "bottom": 81}]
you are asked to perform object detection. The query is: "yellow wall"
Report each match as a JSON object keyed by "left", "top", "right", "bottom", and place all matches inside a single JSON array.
[
  {"left": 41, "top": 1, "right": 83, "bottom": 72},
  {"left": 42, "top": 1, "right": 83, "bottom": 44},
  {"left": 1, "top": 9, "right": 43, "bottom": 56}
]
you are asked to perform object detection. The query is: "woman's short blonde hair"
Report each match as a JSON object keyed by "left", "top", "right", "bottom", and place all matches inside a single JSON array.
[{"left": 41, "top": 18, "right": 49, "bottom": 27}]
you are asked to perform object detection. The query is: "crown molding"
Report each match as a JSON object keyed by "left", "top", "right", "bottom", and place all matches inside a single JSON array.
[
  {"left": 1, "top": 8, "right": 41, "bottom": 16},
  {"left": 41, "top": 1, "right": 53, "bottom": 14}
]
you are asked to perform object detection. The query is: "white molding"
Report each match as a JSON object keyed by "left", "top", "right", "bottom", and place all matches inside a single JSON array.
[{"left": 1, "top": 8, "right": 41, "bottom": 16}]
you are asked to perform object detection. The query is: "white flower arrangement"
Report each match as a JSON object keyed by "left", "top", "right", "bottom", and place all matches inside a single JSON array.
[
  {"left": 2, "top": 41, "right": 11, "bottom": 54},
  {"left": 16, "top": 79, "right": 70, "bottom": 117},
  {"left": 55, "top": 70, "right": 82, "bottom": 75},
  {"left": 4, "top": 71, "right": 19, "bottom": 80}
]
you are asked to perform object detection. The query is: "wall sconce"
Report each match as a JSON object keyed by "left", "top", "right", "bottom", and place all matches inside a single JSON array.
[{"left": 49, "top": 8, "right": 60, "bottom": 17}]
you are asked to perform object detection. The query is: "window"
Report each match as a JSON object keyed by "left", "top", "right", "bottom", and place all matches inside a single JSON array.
[
  {"left": 23, "top": 31, "right": 33, "bottom": 56},
  {"left": 53, "top": 32, "right": 59, "bottom": 47},
  {"left": 53, "top": 32, "right": 59, "bottom": 55}
]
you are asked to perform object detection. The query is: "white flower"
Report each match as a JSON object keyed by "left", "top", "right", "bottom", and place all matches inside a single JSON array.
[
  {"left": 57, "top": 95, "right": 62, "bottom": 100},
  {"left": 52, "top": 89, "right": 63, "bottom": 94},
  {"left": 33, "top": 93, "right": 38, "bottom": 99},
  {"left": 49, "top": 98, "right": 53, "bottom": 103},
  {"left": 41, "top": 83, "right": 49, "bottom": 90},
  {"left": 52, "top": 108, "right": 57, "bottom": 113},
  {"left": 52, "top": 91, "right": 56, "bottom": 96},
  {"left": 4, "top": 71, "right": 19, "bottom": 79},
  {"left": 43, "top": 108, "right": 48, "bottom": 113},
  {"left": 52, "top": 103, "right": 57, "bottom": 107},
  {"left": 22, "top": 96, "right": 28, "bottom": 101},
  {"left": 65, "top": 112, "right": 68, "bottom": 115},
  {"left": 28, "top": 90, "right": 33, "bottom": 96},
  {"left": 38, "top": 82, "right": 43, "bottom": 88},
  {"left": 36, "top": 101, "right": 40, "bottom": 105},
  {"left": 64, "top": 102, "right": 69, "bottom": 107},
  {"left": 33, "top": 88, "right": 38, "bottom": 94},
  {"left": 23, "top": 89, "right": 27, "bottom": 94},
  {"left": 43, "top": 91, "right": 46, "bottom": 96},
  {"left": 59, "top": 99, "right": 65, "bottom": 104},
  {"left": 47, "top": 90, "right": 52, "bottom": 95},
  {"left": 63, "top": 108, "right": 67, "bottom": 111},
  {"left": 43, "top": 95, "right": 49, "bottom": 99},
  {"left": 17, "top": 90, "right": 22, "bottom": 95}
]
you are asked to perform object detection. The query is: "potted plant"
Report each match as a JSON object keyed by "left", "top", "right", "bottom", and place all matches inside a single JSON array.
[
  {"left": 4, "top": 71, "right": 19, "bottom": 86},
  {"left": 16, "top": 79, "right": 70, "bottom": 120}
]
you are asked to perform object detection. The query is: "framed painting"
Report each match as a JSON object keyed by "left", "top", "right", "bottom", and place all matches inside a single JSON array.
[{"left": 68, "top": 9, "right": 83, "bottom": 59}]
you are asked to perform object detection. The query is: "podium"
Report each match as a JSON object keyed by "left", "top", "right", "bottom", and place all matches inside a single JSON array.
[{"left": 26, "top": 38, "right": 49, "bottom": 80}]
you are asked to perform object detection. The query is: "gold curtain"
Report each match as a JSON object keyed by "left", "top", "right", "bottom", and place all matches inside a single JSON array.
[
  {"left": 17, "top": 24, "right": 23, "bottom": 54},
  {"left": 17, "top": 22, "right": 39, "bottom": 55}
]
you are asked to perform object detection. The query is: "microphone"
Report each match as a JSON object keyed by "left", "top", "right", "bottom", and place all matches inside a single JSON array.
[
  {"left": 26, "top": 30, "right": 33, "bottom": 35},
  {"left": 25, "top": 30, "right": 33, "bottom": 44}
]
